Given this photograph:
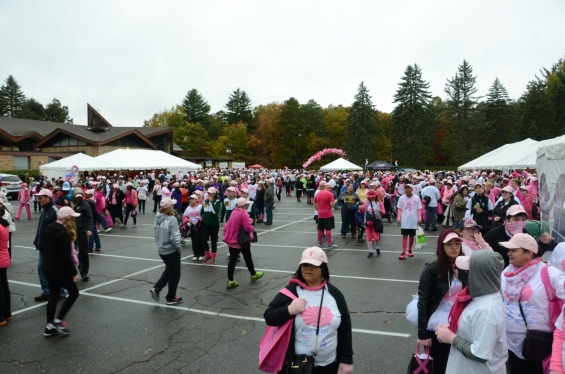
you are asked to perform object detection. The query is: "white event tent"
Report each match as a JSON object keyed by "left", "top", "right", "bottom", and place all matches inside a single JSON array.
[
  {"left": 95, "top": 149, "right": 200, "bottom": 172},
  {"left": 320, "top": 157, "right": 362, "bottom": 171},
  {"left": 458, "top": 138, "right": 540, "bottom": 170},
  {"left": 39, "top": 153, "right": 117, "bottom": 180}
]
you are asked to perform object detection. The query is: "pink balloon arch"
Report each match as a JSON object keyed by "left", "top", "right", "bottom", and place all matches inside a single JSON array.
[{"left": 302, "top": 148, "right": 347, "bottom": 168}]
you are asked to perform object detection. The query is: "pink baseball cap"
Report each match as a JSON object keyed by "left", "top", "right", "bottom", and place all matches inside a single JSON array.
[
  {"left": 319, "top": 180, "right": 326, "bottom": 187},
  {"left": 506, "top": 205, "right": 527, "bottom": 217},
  {"left": 34, "top": 189, "right": 53, "bottom": 198},
  {"left": 160, "top": 198, "right": 177, "bottom": 208},
  {"left": 501, "top": 186, "right": 514, "bottom": 193},
  {"left": 299, "top": 247, "right": 328, "bottom": 267},
  {"left": 443, "top": 232, "right": 462, "bottom": 243},
  {"left": 499, "top": 233, "right": 538, "bottom": 253},
  {"left": 236, "top": 197, "right": 250, "bottom": 207},
  {"left": 57, "top": 207, "right": 80, "bottom": 219},
  {"left": 189, "top": 194, "right": 199, "bottom": 199},
  {"left": 455, "top": 256, "right": 471, "bottom": 270},
  {"left": 226, "top": 187, "right": 236, "bottom": 192},
  {"left": 207, "top": 187, "right": 217, "bottom": 194}
]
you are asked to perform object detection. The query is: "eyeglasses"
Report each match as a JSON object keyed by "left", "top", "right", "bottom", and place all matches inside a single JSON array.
[{"left": 464, "top": 227, "right": 479, "bottom": 233}]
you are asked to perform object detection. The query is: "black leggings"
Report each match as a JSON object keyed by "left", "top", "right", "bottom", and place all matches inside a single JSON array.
[
  {"left": 76, "top": 236, "right": 89, "bottom": 275},
  {"left": 508, "top": 350, "right": 543, "bottom": 374},
  {"left": 153, "top": 196, "right": 162, "bottom": 212},
  {"left": 109, "top": 204, "right": 123, "bottom": 224},
  {"left": 138, "top": 200, "right": 146, "bottom": 213},
  {"left": 45, "top": 272, "right": 79, "bottom": 323},
  {"left": 155, "top": 251, "right": 181, "bottom": 301},
  {"left": 123, "top": 204, "right": 137, "bottom": 225},
  {"left": 227, "top": 247, "right": 256, "bottom": 281},
  {"left": 190, "top": 228, "right": 204, "bottom": 257},
  {"left": 0, "top": 268, "right": 11, "bottom": 320},
  {"left": 201, "top": 225, "right": 219, "bottom": 253},
  {"left": 429, "top": 330, "right": 451, "bottom": 374}
]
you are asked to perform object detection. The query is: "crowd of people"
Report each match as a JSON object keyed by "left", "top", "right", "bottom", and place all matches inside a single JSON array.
[{"left": 2, "top": 165, "right": 565, "bottom": 374}]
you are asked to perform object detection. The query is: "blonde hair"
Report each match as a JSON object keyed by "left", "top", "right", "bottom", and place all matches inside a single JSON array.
[
  {"left": 60, "top": 216, "right": 78, "bottom": 242},
  {"left": 159, "top": 205, "right": 174, "bottom": 216},
  {"left": 155, "top": 180, "right": 160, "bottom": 185}
]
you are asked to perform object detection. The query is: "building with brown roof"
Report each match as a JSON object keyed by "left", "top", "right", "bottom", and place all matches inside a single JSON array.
[{"left": 0, "top": 104, "right": 173, "bottom": 170}]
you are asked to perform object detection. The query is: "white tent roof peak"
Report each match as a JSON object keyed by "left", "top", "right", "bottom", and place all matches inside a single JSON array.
[
  {"left": 95, "top": 149, "right": 200, "bottom": 171},
  {"left": 39, "top": 153, "right": 117, "bottom": 180},
  {"left": 458, "top": 138, "right": 540, "bottom": 170},
  {"left": 319, "top": 157, "right": 362, "bottom": 171}
]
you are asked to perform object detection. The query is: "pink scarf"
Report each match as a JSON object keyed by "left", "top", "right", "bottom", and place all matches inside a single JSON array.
[
  {"left": 461, "top": 238, "right": 481, "bottom": 251},
  {"left": 502, "top": 258, "right": 541, "bottom": 302},
  {"left": 289, "top": 278, "right": 327, "bottom": 291},
  {"left": 448, "top": 286, "right": 471, "bottom": 332}
]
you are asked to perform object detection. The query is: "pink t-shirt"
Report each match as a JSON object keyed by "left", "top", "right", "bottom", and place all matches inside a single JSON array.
[{"left": 314, "top": 190, "right": 335, "bottom": 219}]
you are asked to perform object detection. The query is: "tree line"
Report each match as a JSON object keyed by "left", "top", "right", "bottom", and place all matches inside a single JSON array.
[
  {"left": 0, "top": 75, "right": 73, "bottom": 123},
  {"left": 145, "top": 57, "right": 565, "bottom": 168}
]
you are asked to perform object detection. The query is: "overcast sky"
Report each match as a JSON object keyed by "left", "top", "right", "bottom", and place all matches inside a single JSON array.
[{"left": 1, "top": 0, "right": 564, "bottom": 127}]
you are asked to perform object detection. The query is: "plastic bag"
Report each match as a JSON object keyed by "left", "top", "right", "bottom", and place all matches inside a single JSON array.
[
  {"left": 415, "top": 227, "right": 426, "bottom": 250},
  {"left": 405, "top": 294, "right": 419, "bottom": 326}
]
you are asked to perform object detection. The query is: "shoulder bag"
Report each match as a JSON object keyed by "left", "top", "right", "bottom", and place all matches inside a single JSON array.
[
  {"left": 282, "top": 288, "right": 325, "bottom": 374},
  {"left": 366, "top": 202, "right": 384, "bottom": 233},
  {"left": 518, "top": 300, "right": 553, "bottom": 363}
]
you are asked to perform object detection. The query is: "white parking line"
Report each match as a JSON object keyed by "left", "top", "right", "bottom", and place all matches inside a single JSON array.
[{"left": 8, "top": 279, "right": 410, "bottom": 338}]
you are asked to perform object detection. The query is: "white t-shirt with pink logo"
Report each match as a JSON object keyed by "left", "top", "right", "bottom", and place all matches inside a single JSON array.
[
  {"left": 294, "top": 286, "right": 342, "bottom": 366},
  {"left": 183, "top": 204, "right": 202, "bottom": 224},
  {"left": 397, "top": 194, "right": 422, "bottom": 229}
]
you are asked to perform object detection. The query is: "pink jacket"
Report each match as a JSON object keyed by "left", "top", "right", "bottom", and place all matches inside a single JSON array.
[
  {"left": 18, "top": 188, "right": 30, "bottom": 204},
  {"left": 222, "top": 208, "right": 254, "bottom": 249},
  {"left": 94, "top": 191, "right": 106, "bottom": 214},
  {"left": 0, "top": 225, "right": 10, "bottom": 268}
]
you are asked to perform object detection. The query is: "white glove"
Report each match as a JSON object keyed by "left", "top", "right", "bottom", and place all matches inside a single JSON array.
[
  {"left": 288, "top": 298, "right": 307, "bottom": 315},
  {"left": 338, "top": 363, "right": 353, "bottom": 374}
]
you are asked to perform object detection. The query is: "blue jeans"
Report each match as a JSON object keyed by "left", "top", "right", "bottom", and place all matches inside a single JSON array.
[
  {"left": 89, "top": 224, "right": 101, "bottom": 251},
  {"left": 265, "top": 203, "right": 274, "bottom": 224},
  {"left": 98, "top": 213, "right": 108, "bottom": 230},
  {"left": 38, "top": 251, "right": 66, "bottom": 297},
  {"left": 425, "top": 206, "right": 438, "bottom": 230},
  {"left": 341, "top": 210, "right": 356, "bottom": 236}
]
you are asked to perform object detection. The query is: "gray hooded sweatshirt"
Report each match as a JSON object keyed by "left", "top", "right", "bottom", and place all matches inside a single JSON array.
[
  {"left": 154, "top": 213, "right": 182, "bottom": 256},
  {"left": 452, "top": 250, "right": 505, "bottom": 362}
]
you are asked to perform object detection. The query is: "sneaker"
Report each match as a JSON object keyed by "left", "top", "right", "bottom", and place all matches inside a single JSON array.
[
  {"left": 227, "top": 280, "right": 239, "bottom": 289},
  {"left": 357, "top": 238, "right": 365, "bottom": 243},
  {"left": 317, "top": 243, "right": 323, "bottom": 248},
  {"left": 192, "top": 256, "right": 199, "bottom": 262},
  {"left": 95, "top": 248, "right": 101, "bottom": 252},
  {"left": 327, "top": 244, "right": 338, "bottom": 250},
  {"left": 105, "top": 228, "right": 113, "bottom": 233},
  {"left": 367, "top": 252, "right": 374, "bottom": 258},
  {"left": 251, "top": 271, "right": 264, "bottom": 282},
  {"left": 81, "top": 273, "right": 90, "bottom": 281},
  {"left": 376, "top": 248, "right": 381, "bottom": 256},
  {"left": 43, "top": 326, "right": 61, "bottom": 337},
  {"left": 0, "top": 320, "right": 6, "bottom": 326},
  {"left": 208, "top": 258, "right": 216, "bottom": 265},
  {"left": 341, "top": 235, "right": 346, "bottom": 239},
  {"left": 202, "top": 257, "right": 211, "bottom": 264},
  {"left": 35, "top": 292, "right": 50, "bottom": 302},
  {"left": 97, "top": 230, "right": 100, "bottom": 233},
  {"left": 53, "top": 321, "right": 70, "bottom": 335},
  {"left": 166, "top": 297, "right": 183, "bottom": 305},
  {"left": 407, "top": 251, "right": 414, "bottom": 257},
  {"left": 132, "top": 224, "right": 136, "bottom": 228},
  {"left": 197, "top": 256, "right": 206, "bottom": 261},
  {"left": 120, "top": 224, "right": 125, "bottom": 229},
  {"left": 399, "top": 252, "right": 407, "bottom": 260},
  {"left": 5, "top": 316, "right": 12, "bottom": 321},
  {"left": 150, "top": 288, "right": 160, "bottom": 301}
]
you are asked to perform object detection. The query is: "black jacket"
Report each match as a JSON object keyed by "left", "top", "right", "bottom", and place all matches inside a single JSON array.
[
  {"left": 417, "top": 261, "right": 468, "bottom": 339},
  {"left": 43, "top": 222, "right": 78, "bottom": 277},
  {"left": 492, "top": 199, "right": 518, "bottom": 227},
  {"left": 469, "top": 194, "right": 492, "bottom": 229},
  {"left": 264, "top": 282, "right": 353, "bottom": 366},
  {"left": 484, "top": 225, "right": 557, "bottom": 267},
  {"left": 255, "top": 188, "right": 265, "bottom": 204},
  {"left": 73, "top": 199, "right": 93, "bottom": 235},
  {"left": 108, "top": 189, "right": 125, "bottom": 206},
  {"left": 86, "top": 199, "right": 99, "bottom": 224},
  {"left": 33, "top": 201, "right": 58, "bottom": 252}
]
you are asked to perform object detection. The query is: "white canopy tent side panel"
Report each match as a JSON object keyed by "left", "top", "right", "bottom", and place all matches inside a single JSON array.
[
  {"left": 39, "top": 153, "right": 118, "bottom": 181},
  {"left": 94, "top": 149, "right": 201, "bottom": 173},
  {"left": 536, "top": 135, "right": 565, "bottom": 243},
  {"left": 458, "top": 138, "right": 539, "bottom": 170},
  {"left": 319, "top": 157, "right": 363, "bottom": 171}
]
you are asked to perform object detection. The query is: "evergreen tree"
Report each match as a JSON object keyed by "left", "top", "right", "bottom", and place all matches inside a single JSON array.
[
  {"left": 391, "top": 65, "right": 435, "bottom": 166},
  {"left": 519, "top": 79, "right": 556, "bottom": 140},
  {"left": 551, "top": 70, "right": 565, "bottom": 135},
  {"left": 344, "top": 82, "right": 382, "bottom": 165},
  {"left": 278, "top": 97, "right": 307, "bottom": 167},
  {"left": 0, "top": 75, "right": 26, "bottom": 117},
  {"left": 181, "top": 89, "right": 210, "bottom": 124},
  {"left": 444, "top": 60, "right": 478, "bottom": 163},
  {"left": 483, "top": 78, "right": 512, "bottom": 148},
  {"left": 225, "top": 88, "right": 252, "bottom": 124},
  {"left": 44, "top": 98, "right": 73, "bottom": 123},
  {"left": 19, "top": 98, "right": 45, "bottom": 120}
]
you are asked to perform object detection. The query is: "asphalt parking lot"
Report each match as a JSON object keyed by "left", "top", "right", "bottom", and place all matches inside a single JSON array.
[{"left": 0, "top": 197, "right": 442, "bottom": 374}]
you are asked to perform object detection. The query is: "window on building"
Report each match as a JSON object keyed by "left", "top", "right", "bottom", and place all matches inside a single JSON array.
[
  {"left": 13, "top": 156, "right": 29, "bottom": 170},
  {"left": 50, "top": 136, "right": 86, "bottom": 147},
  {"left": 47, "top": 157, "right": 61, "bottom": 163},
  {"left": 107, "top": 135, "right": 146, "bottom": 148}
]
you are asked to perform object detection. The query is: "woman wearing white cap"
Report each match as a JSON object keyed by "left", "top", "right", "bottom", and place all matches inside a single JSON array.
[
  {"left": 499, "top": 233, "right": 552, "bottom": 373},
  {"left": 492, "top": 186, "right": 519, "bottom": 227},
  {"left": 150, "top": 198, "right": 183, "bottom": 305},
  {"left": 200, "top": 187, "right": 222, "bottom": 265},
  {"left": 42, "top": 207, "right": 82, "bottom": 336},
  {"left": 183, "top": 194, "right": 204, "bottom": 261},
  {"left": 222, "top": 197, "right": 263, "bottom": 289},
  {"left": 264, "top": 247, "right": 353, "bottom": 374}
]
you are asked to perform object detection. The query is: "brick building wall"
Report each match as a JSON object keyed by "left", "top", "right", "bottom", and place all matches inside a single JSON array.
[{"left": 0, "top": 155, "right": 13, "bottom": 170}]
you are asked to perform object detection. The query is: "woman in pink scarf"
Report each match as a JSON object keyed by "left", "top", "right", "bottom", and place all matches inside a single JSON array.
[{"left": 455, "top": 218, "right": 493, "bottom": 256}]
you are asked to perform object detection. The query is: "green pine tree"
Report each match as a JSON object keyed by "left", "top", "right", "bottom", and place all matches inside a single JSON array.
[
  {"left": 182, "top": 89, "right": 211, "bottom": 124},
  {"left": 519, "top": 79, "right": 556, "bottom": 140},
  {"left": 391, "top": 65, "right": 435, "bottom": 166},
  {"left": 0, "top": 75, "right": 26, "bottom": 118},
  {"left": 483, "top": 78, "right": 512, "bottom": 148},
  {"left": 344, "top": 82, "right": 382, "bottom": 165},
  {"left": 444, "top": 60, "right": 478, "bottom": 163},
  {"left": 19, "top": 98, "right": 45, "bottom": 120},
  {"left": 225, "top": 88, "right": 252, "bottom": 124}
]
